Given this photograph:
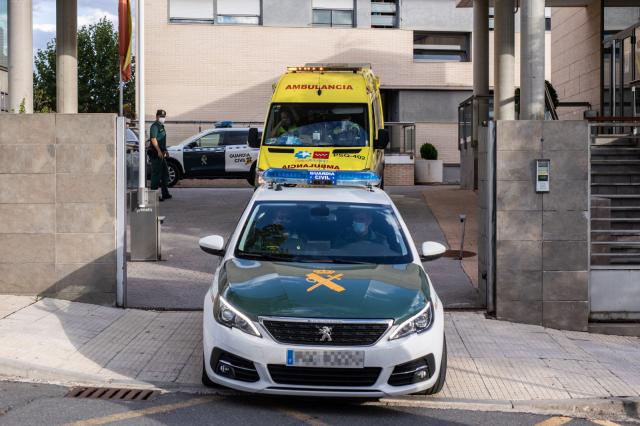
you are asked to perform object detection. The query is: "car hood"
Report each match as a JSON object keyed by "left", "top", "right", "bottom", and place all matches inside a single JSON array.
[{"left": 218, "top": 258, "right": 430, "bottom": 323}]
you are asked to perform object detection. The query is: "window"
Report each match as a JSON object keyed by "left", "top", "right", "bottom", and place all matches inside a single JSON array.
[
  {"left": 169, "top": 0, "right": 260, "bottom": 25},
  {"left": 169, "top": 0, "right": 214, "bottom": 23},
  {"left": 216, "top": 0, "right": 260, "bottom": 24},
  {"left": 371, "top": 0, "right": 397, "bottom": 28},
  {"left": 264, "top": 103, "right": 369, "bottom": 148},
  {"left": 312, "top": 0, "right": 354, "bottom": 27},
  {"left": 199, "top": 133, "right": 221, "bottom": 148},
  {"left": 413, "top": 32, "right": 470, "bottom": 62},
  {"left": 222, "top": 131, "right": 249, "bottom": 146},
  {"left": 236, "top": 201, "right": 413, "bottom": 264}
]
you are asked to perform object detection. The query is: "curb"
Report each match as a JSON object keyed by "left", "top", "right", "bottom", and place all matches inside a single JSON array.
[
  {"left": 1, "top": 358, "right": 639, "bottom": 422},
  {"left": 377, "top": 396, "right": 640, "bottom": 422}
]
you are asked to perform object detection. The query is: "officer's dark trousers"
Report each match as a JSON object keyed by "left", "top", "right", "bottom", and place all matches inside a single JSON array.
[{"left": 150, "top": 157, "right": 171, "bottom": 198}]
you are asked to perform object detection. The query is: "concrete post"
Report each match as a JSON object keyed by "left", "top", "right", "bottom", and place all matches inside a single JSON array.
[
  {"left": 493, "top": 0, "right": 515, "bottom": 120},
  {"left": 473, "top": 0, "right": 490, "bottom": 103},
  {"left": 8, "top": 0, "right": 33, "bottom": 113},
  {"left": 520, "top": 0, "right": 546, "bottom": 120},
  {"left": 56, "top": 0, "right": 78, "bottom": 114}
]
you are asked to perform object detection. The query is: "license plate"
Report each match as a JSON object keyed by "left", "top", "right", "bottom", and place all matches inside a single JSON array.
[
  {"left": 307, "top": 170, "right": 336, "bottom": 185},
  {"left": 286, "top": 349, "right": 364, "bottom": 368}
]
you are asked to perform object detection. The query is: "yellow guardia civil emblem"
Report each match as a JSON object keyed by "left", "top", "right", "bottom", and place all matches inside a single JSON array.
[{"left": 306, "top": 269, "right": 345, "bottom": 293}]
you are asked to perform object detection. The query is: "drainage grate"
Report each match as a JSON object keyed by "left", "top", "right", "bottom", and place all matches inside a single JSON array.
[{"left": 65, "top": 387, "right": 159, "bottom": 401}]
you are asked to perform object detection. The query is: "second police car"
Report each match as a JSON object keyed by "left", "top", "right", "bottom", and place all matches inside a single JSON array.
[
  {"left": 164, "top": 125, "right": 263, "bottom": 187},
  {"left": 200, "top": 169, "right": 447, "bottom": 396}
]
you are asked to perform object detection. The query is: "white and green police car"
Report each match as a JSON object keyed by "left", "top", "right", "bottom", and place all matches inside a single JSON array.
[
  {"left": 200, "top": 170, "right": 447, "bottom": 397},
  {"left": 164, "top": 126, "right": 263, "bottom": 187}
]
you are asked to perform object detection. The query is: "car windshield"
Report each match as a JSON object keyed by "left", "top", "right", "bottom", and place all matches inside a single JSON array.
[
  {"left": 263, "top": 103, "right": 369, "bottom": 147},
  {"left": 236, "top": 201, "right": 412, "bottom": 264}
]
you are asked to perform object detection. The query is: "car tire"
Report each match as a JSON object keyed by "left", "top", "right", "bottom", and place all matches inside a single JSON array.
[
  {"left": 247, "top": 162, "right": 257, "bottom": 186},
  {"left": 413, "top": 336, "right": 447, "bottom": 396},
  {"left": 202, "top": 357, "right": 223, "bottom": 388},
  {"left": 166, "top": 160, "right": 181, "bottom": 187}
]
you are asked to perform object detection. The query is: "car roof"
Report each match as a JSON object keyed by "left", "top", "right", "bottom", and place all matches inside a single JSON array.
[
  {"left": 174, "top": 127, "right": 264, "bottom": 147},
  {"left": 253, "top": 185, "right": 393, "bottom": 206}
]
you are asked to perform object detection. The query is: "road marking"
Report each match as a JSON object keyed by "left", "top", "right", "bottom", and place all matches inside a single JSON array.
[
  {"left": 277, "top": 407, "right": 330, "bottom": 426},
  {"left": 64, "top": 396, "right": 213, "bottom": 426},
  {"left": 533, "top": 417, "right": 573, "bottom": 426},
  {"left": 591, "top": 420, "right": 621, "bottom": 426}
]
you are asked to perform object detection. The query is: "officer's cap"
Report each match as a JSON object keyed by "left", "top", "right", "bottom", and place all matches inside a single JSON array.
[{"left": 156, "top": 109, "right": 167, "bottom": 117}]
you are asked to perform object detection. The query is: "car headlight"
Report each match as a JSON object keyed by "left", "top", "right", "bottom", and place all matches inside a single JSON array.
[
  {"left": 389, "top": 302, "right": 433, "bottom": 341},
  {"left": 213, "top": 295, "right": 262, "bottom": 338}
]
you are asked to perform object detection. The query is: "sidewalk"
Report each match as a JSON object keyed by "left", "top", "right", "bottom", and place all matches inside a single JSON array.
[
  {"left": 1, "top": 295, "right": 640, "bottom": 406},
  {"left": 422, "top": 186, "right": 479, "bottom": 287}
]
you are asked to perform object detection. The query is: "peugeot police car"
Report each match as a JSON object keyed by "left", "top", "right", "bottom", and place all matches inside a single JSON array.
[
  {"left": 164, "top": 124, "right": 263, "bottom": 187},
  {"left": 248, "top": 64, "right": 389, "bottom": 186},
  {"left": 200, "top": 170, "right": 447, "bottom": 396}
]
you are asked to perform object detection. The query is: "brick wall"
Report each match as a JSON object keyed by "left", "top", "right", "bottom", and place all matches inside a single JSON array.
[
  {"left": 551, "top": 3, "right": 602, "bottom": 119},
  {"left": 384, "top": 164, "right": 414, "bottom": 186},
  {"left": 0, "top": 114, "right": 117, "bottom": 304}
]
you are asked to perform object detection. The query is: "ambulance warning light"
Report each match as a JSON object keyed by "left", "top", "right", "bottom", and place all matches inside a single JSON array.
[{"left": 262, "top": 169, "right": 381, "bottom": 188}]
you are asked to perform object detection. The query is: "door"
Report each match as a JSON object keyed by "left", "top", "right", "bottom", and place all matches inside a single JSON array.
[
  {"left": 182, "top": 132, "right": 225, "bottom": 177},
  {"left": 224, "top": 130, "right": 259, "bottom": 173}
]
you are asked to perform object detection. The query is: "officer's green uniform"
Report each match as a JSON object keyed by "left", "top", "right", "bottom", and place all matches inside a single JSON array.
[{"left": 149, "top": 121, "right": 171, "bottom": 199}]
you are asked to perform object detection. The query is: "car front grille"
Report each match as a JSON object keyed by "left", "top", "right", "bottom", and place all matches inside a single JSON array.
[
  {"left": 261, "top": 319, "right": 389, "bottom": 346},
  {"left": 267, "top": 365, "right": 381, "bottom": 387}
]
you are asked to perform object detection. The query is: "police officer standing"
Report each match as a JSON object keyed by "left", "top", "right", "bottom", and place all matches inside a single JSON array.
[{"left": 149, "top": 109, "right": 172, "bottom": 201}]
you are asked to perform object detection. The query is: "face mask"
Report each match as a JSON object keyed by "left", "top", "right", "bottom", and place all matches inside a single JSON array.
[
  {"left": 159, "top": 117, "right": 166, "bottom": 124},
  {"left": 352, "top": 221, "right": 366, "bottom": 234}
]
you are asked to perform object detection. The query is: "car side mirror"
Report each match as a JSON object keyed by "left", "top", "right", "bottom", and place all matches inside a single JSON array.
[
  {"left": 374, "top": 129, "right": 389, "bottom": 150},
  {"left": 248, "top": 128, "right": 260, "bottom": 148},
  {"left": 421, "top": 241, "right": 446, "bottom": 262},
  {"left": 199, "top": 235, "right": 225, "bottom": 256}
]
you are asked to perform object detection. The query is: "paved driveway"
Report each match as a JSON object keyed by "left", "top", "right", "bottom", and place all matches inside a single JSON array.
[{"left": 126, "top": 184, "right": 480, "bottom": 309}]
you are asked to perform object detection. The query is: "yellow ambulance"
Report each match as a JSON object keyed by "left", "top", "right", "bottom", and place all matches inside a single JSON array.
[{"left": 248, "top": 64, "right": 389, "bottom": 185}]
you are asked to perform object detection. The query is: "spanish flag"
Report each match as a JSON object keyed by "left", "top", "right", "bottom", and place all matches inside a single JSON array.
[{"left": 118, "top": 0, "right": 133, "bottom": 82}]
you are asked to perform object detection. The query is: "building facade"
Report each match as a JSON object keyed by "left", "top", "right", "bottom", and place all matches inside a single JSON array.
[{"left": 145, "top": 0, "right": 550, "bottom": 179}]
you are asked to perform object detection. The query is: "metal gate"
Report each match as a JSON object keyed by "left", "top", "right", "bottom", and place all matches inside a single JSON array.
[{"left": 589, "top": 121, "right": 640, "bottom": 320}]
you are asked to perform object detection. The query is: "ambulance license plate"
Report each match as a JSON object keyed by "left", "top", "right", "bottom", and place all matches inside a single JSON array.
[
  {"left": 307, "top": 170, "right": 336, "bottom": 185},
  {"left": 286, "top": 349, "right": 364, "bottom": 368}
]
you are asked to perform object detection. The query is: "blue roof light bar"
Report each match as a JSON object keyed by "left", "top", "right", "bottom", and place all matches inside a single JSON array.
[{"left": 262, "top": 169, "right": 381, "bottom": 188}]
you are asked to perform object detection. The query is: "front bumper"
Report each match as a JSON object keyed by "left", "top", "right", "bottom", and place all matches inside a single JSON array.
[{"left": 202, "top": 293, "right": 445, "bottom": 397}]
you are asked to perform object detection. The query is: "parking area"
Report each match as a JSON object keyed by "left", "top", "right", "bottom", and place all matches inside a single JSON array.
[{"left": 126, "top": 182, "right": 481, "bottom": 310}]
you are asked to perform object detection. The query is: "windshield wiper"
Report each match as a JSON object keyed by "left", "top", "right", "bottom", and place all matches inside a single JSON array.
[
  {"left": 237, "top": 252, "right": 294, "bottom": 262},
  {"left": 302, "top": 258, "right": 375, "bottom": 265}
]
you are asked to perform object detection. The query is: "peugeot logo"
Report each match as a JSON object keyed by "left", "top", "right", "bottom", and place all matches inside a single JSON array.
[{"left": 318, "top": 326, "right": 333, "bottom": 342}]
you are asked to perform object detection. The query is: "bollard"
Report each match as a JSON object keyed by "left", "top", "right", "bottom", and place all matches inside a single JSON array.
[{"left": 459, "top": 214, "right": 466, "bottom": 260}]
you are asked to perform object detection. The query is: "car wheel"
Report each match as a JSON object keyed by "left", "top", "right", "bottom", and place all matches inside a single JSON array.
[
  {"left": 247, "top": 162, "right": 257, "bottom": 186},
  {"left": 202, "top": 357, "right": 223, "bottom": 388},
  {"left": 166, "top": 161, "right": 181, "bottom": 187},
  {"left": 413, "top": 336, "right": 447, "bottom": 396}
]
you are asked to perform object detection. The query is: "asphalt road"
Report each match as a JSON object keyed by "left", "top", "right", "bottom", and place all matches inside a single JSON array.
[
  {"left": 0, "top": 381, "right": 631, "bottom": 426},
  {"left": 126, "top": 182, "right": 480, "bottom": 310}
]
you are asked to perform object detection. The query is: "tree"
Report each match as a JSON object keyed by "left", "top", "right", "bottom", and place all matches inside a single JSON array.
[{"left": 33, "top": 18, "right": 136, "bottom": 115}]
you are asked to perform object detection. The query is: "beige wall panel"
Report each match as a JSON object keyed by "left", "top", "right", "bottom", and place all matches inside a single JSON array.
[
  {"left": 414, "top": 123, "right": 459, "bottom": 164},
  {"left": 145, "top": 0, "right": 474, "bottom": 123},
  {"left": 551, "top": 4, "right": 602, "bottom": 119}
]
